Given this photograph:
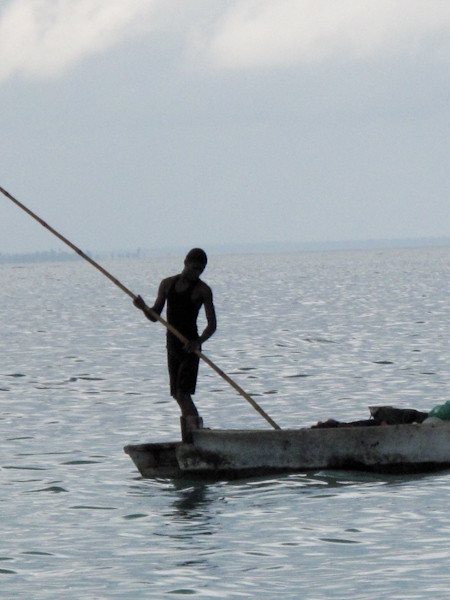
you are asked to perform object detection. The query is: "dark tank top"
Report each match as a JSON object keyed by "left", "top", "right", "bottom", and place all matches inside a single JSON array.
[{"left": 166, "top": 275, "right": 202, "bottom": 341}]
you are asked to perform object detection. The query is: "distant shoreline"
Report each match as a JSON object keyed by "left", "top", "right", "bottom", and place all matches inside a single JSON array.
[
  {"left": 1, "top": 238, "right": 449, "bottom": 264},
  {"left": 0, "top": 250, "right": 82, "bottom": 264}
]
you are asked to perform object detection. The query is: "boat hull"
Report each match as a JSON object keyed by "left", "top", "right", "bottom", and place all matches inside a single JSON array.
[{"left": 124, "top": 420, "right": 450, "bottom": 479}]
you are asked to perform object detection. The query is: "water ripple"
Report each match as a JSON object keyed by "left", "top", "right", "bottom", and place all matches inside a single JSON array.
[{"left": 2, "top": 251, "right": 450, "bottom": 598}]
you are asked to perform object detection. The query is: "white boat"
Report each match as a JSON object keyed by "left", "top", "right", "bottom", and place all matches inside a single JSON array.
[{"left": 124, "top": 407, "right": 450, "bottom": 479}]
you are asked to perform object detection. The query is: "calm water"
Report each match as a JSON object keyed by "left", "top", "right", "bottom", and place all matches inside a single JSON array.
[{"left": 2, "top": 247, "right": 450, "bottom": 599}]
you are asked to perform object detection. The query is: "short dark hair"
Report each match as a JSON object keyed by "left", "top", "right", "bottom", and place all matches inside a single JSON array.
[{"left": 185, "top": 248, "right": 207, "bottom": 265}]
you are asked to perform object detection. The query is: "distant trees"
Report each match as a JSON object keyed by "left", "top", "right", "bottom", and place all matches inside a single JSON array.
[
  {"left": 0, "top": 250, "right": 80, "bottom": 264},
  {"left": 0, "top": 248, "right": 144, "bottom": 264}
]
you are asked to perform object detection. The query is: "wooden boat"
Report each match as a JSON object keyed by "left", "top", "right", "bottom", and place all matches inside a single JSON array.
[{"left": 124, "top": 408, "right": 450, "bottom": 479}]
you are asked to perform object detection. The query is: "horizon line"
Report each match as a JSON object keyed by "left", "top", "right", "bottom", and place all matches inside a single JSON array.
[{"left": 1, "top": 236, "right": 450, "bottom": 264}]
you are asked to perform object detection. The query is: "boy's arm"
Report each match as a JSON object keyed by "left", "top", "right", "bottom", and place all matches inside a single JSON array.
[
  {"left": 185, "top": 285, "right": 217, "bottom": 351},
  {"left": 134, "top": 278, "right": 170, "bottom": 322},
  {"left": 200, "top": 287, "right": 217, "bottom": 344}
]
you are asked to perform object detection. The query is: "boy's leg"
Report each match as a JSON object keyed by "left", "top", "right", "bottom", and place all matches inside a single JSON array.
[{"left": 176, "top": 390, "right": 199, "bottom": 417}]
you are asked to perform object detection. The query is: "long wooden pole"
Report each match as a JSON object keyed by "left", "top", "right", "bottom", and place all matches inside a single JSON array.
[{"left": 0, "top": 185, "right": 281, "bottom": 430}]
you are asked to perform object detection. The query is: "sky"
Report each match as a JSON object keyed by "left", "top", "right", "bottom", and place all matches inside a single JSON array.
[{"left": 1, "top": 0, "right": 450, "bottom": 255}]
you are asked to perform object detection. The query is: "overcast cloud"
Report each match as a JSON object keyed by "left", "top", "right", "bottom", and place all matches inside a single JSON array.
[
  {"left": 2, "top": 0, "right": 450, "bottom": 79},
  {"left": 0, "top": 1, "right": 449, "bottom": 255},
  {"left": 0, "top": 0, "right": 159, "bottom": 81},
  {"left": 206, "top": 1, "right": 450, "bottom": 67}
]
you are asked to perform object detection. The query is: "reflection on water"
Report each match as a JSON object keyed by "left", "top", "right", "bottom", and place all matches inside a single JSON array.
[
  {"left": 2, "top": 248, "right": 450, "bottom": 598},
  {"left": 171, "top": 483, "right": 211, "bottom": 515}
]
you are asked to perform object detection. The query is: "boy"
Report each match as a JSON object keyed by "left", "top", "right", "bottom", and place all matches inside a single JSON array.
[{"left": 134, "top": 249, "right": 217, "bottom": 431}]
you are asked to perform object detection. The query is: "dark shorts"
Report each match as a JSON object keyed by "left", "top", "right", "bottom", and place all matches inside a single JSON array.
[{"left": 167, "top": 336, "right": 200, "bottom": 397}]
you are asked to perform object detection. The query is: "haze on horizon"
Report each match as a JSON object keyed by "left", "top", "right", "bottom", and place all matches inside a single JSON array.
[{"left": 0, "top": 0, "right": 449, "bottom": 255}]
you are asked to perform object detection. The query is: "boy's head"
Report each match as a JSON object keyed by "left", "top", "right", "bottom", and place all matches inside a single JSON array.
[
  {"left": 183, "top": 248, "right": 208, "bottom": 281},
  {"left": 185, "top": 248, "right": 207, "bottom": 266}
]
